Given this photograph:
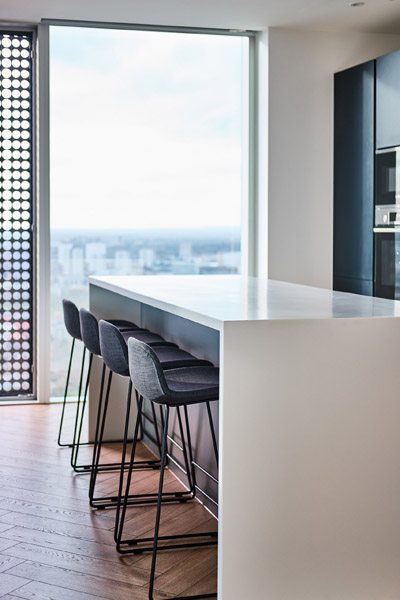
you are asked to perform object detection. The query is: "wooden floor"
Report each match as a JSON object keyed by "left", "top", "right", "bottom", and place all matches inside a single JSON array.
[{"left": 0, "top": 404, "right": 217, "bottom": 599}]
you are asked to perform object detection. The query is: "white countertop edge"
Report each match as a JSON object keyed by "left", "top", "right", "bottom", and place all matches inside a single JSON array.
[
  {"left": 89, "top": 275, "right": 400, "bottom": 326},
  {"left": 89, "top": 275, "right": 224, "bottom": 330}
]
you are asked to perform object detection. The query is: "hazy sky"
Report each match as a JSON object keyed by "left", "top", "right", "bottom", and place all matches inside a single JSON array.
[{"left": 49, "top": 26, "right": 247, "bottom": 230}]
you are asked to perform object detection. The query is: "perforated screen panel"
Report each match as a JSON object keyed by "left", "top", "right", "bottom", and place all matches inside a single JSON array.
[{"left": 0, "top": 30, "right": 34, "bottom": 398}]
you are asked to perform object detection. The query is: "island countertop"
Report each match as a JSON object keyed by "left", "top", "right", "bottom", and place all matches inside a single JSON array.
[
  {"left": 89, "top": 274, "right": 400, "bottom": 330},
  {"left": 89, "top": 273, "right": 400, "bottom": 600}
]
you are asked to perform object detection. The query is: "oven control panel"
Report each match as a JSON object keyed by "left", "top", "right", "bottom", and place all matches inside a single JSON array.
[{"left": 375, "top": 205, "right": 400, "bottom": 227}]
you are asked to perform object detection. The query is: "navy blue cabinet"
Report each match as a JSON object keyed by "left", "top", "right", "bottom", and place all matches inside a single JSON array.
[
  {"left": 376, "top": 50, "right": 400, "bottom": 149},
  {"left": 333, "top": 61, "right": 375, "bottom": 296}
]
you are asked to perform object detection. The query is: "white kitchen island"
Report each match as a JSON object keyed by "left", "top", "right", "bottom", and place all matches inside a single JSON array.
[{"left": 89, "top": 275, "right": 400, "bottom": 600}]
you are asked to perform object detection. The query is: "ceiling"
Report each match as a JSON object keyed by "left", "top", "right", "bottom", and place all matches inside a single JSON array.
[{"left": 1, "top": 0, "right": 400, "bottom": 34}]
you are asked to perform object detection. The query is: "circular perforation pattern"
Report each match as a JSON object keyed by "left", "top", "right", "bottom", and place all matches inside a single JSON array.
[{"left": 0, "top": 31, "right": 33, "bottom": 397}]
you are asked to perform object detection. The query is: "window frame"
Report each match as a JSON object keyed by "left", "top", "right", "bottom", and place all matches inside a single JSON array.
[{"left": 36, "top": 19, "right": 258, "bottom": 404}]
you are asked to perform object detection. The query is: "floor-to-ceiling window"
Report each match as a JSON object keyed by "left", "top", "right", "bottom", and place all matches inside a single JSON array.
[{"left": 49, "top": 24, "right": 250, "bottom": 399}]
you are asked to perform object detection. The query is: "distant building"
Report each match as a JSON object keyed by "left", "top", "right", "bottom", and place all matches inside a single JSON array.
[
  {"left": 219, "top": 251, "right": 241, "bottom": 270},
  {"left": 114, "top": 250, "right": 132, "bottom": 273},
  {"left": 179, "top": 242, "right": 192, "bottom": 261},
  {"left": 70, "top": 247, "right": 84, "bottom": 283},
  {"left": 169, "top": 260, "right": 199, "bottom": 275},
  {"left": 56, "top": 242, "right": 72, "bottom": 277},
  {"left": 139, "top": 248, "right": 155, "bottom": 269},
  {"left": 86, "top": 242, "right": 107, "bottom": 273}
]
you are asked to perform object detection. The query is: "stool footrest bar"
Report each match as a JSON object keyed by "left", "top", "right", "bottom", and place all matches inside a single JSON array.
[
  {"left": 74, "top": 458, "right": 160, "bottom": 473},
  {"left": 91, "top": 490, "right": 194, "bottom": 509},
  {"left": 120, "top": 530, "right": 217, "bottom": 547}
]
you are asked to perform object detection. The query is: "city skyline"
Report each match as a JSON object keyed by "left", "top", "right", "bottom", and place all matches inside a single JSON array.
[{"left": 50, "top": 227, "right": 241, "bottom": 398}]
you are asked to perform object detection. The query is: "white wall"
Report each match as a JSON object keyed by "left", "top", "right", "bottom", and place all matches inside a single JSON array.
[{"left": 267, "top": 29, "right": 400, "bottom": 289}]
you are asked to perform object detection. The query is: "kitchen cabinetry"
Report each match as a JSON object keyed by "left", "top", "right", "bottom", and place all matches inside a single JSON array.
[
  {"left": 333, "top": 61, "right": 374, "bottom": 296},
  {"left": 376, "top": 50, "right": 400, "bottom": 149}
]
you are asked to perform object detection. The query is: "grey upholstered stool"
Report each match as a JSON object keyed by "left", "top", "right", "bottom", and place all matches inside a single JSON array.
[
  {"left": 58, "top": 299, "right": 84, "bottom": 448},
  {"left": 117, "top": 338, "right": 219, "bottom": 600},
  {"left": 59, "top": 299, "right": 140, "bottom": 450},
  {"left": 70, "top": 308, "right": 150, "bottom": 473},
  {"left": 89, "top": 320, "right": 212, "bottom": 511}
]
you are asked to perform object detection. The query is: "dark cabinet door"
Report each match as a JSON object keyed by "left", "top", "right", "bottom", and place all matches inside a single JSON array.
[
  {"left": 376, "top": 50, "right": 400, "bottom": 149},
  {"left": 333, "top": 61, "right": 374, "bottom": 296}
]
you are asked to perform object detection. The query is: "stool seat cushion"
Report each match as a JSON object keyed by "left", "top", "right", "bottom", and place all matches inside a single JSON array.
[
  {"left": 152, "top": 347, "right": 212, "bottom": 371},
  {"left": 163, "top": 367, "right": 220, "bottom": 405},
  {"left": 122, "top": 330, "right": 178, "bottom": 349},
  {"left": 108, "top": 319, "right": 142, "bottom": 331}
]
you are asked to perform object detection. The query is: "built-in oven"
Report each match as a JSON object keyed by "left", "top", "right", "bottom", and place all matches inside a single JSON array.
[
  {"left": 375, "top": 147, "right": 400, "bottom": 207},
  {"left": 374, "top": 227, "right": 400, "bottom": 299},
  {"left": 374, "top": 148, "right": 400, "bottom": 299}
]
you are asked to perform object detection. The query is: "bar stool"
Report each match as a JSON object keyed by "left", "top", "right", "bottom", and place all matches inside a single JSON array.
[
  {"left": 118, "top": 338, "right": 219, "bottom": 600},
  {"left": 59, "top": 298, "right": 140, "bottom": 452},
  {"left": 71, "top": 308, "right": 154, "bottom": 472},
  {"left": 57, "top": 299, "right": 84, "bottom": 448},
  {"left": 89, "top": 320, "right": 212, "bottom": 511}
]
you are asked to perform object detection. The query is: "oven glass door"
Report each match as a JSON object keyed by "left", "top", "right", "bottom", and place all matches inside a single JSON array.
[
  {"left": 375, "top": 151, "right": 398, "bottom": 206},
  {"left": 374, "top": 231, "right": 400, "bottom": 299}
]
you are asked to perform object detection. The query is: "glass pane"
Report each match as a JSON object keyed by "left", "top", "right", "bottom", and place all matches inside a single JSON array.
[
  {"left": 0, "top": 30, "right": 34, "bottom": 399},
  {"left": 49, "top": 26, "right": 248, "bottom": 399}
]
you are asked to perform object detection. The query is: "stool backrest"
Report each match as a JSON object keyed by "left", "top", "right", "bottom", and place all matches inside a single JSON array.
[
  {"left": 128, "top": 338, "right": 168, "bottom": 402},
  {"left": 79, "top": 309, "right": 101, "bottom": 356},
  {"left": 62, "top": 299, "right": 81, "bottom": 340},
  {"left": 99, "top": 320, "right": 129, "bottom": 376}
]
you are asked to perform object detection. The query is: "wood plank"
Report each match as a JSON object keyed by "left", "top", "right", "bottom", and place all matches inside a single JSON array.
[
  {"left": 0, "top": 513, "right": 116, "bottom": 545},
  {"left": 0, "top": 554, "right": 25, "bottom": 573},
  {"left": 179, "top": 567, "right": 218, "bottom": 597},
  {"left": 0, "top": 527, "right": 124, "bottom": 562},
  {"left": 0, "top": 539, "right": 18, "bottom": 552},
  {"left": 4, "top": 543, "right": 147, "bottom": 586},
  {"left": 0, "top": 404, "right": 216, "bottom": 599},
  {"left": 0, "top": 573, "right": 30, "bottom": 596},
  {"left": 0, "top": 466, "right": 89, "bottom": 490},
  {"left": 150, "top": 547, "right": 217, "bottom": 597},
  {"left": 10, "top": 580, "right": 109, "bottom": 600},
  {"left": 5, "top": 562, "right": 150, "bottom": 600},
  {"left": 0, "top": 486, "right": 92, "bottom": 512},
  {"left": 0, "top": 498, "right": 115, "bottom": 529},
  {"left": 0, "top": 471, "right": 90, "bottom": 495}
]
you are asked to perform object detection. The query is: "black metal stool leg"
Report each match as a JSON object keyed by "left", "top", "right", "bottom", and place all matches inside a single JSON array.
[
  {"left": 57, "top": 338, "right": 75, "bottom": 448},
  {"left": 116, "top": 404, "right": 217, "bottom": 555},
  {"left": 69, "top": 346, "right": 86, "bottom": 467},
  {"left": 115, "top": 395, "right": 143, "bottom": 549},
  {"left": 183, "top": 405, "right": 198, "bottom": 498},
  {"left": 113, "top": 379, "right": 133, "bottom": 539},
  {"left": 137, "top": 390, "right": 144, "bottom": 442},
  {"left": 88, "top": 369, "right": 113, "bottom": 497},
  {"left": 107, "top": 401, "right": 194, "bottom": 519},
  {"left": 150, "top": 400, "right": 162, "bottom": 455},
  {"left": 88, "top": 362, "right": 107, "bottom": 498},
  {"left": 149, "top": 406, "right": 170, "bottom": 600},
  {"left": 173, "top": 406, "right": 195, "bottom": 496},
  {"left": 90, "top": 381, "right": 161, "bottom": 508},
  {"left": 148, "top": 407, "right": 217, "bottom": 600},
  {"left": 206, "top": 402, "right": 219, "bottom": 465},
  {"left": 71, "top": 352, "right": 93, "bottom": 471}
]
